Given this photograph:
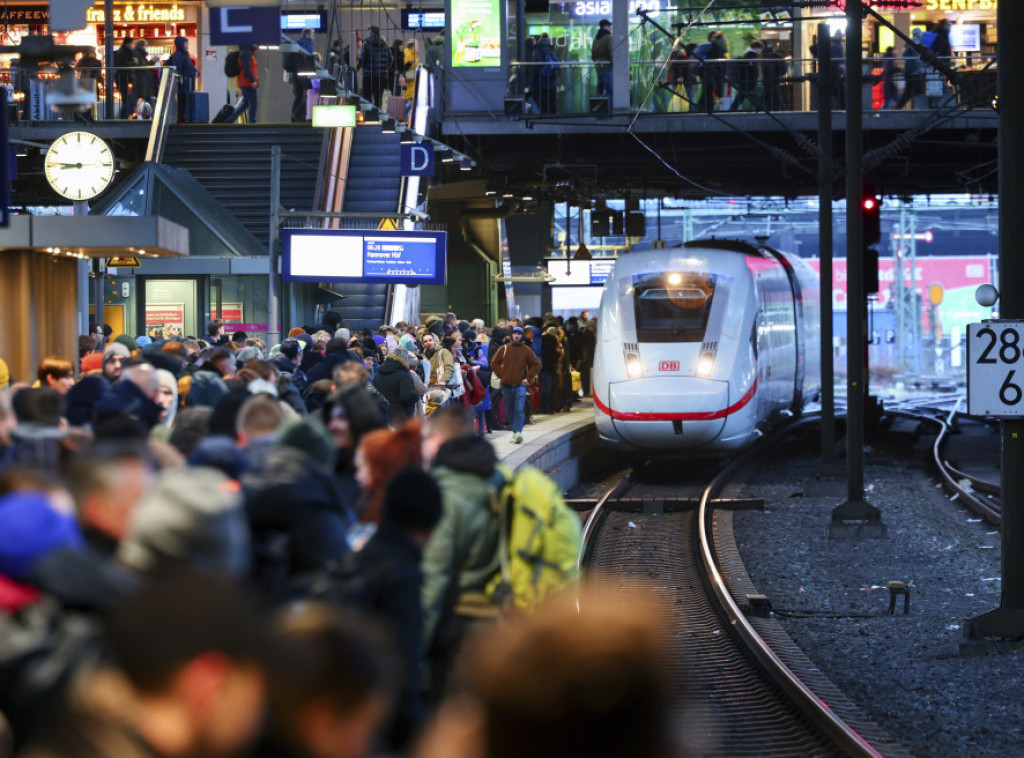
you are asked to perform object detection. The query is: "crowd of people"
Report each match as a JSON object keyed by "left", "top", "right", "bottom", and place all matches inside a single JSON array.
[
  {"left": 520, "top": 17, "right": 957, "bottom": 116},
  {"left": 0, "top": 308, "right": 651, "bottom": 758},
  {"left": 65, "top": 34, "right": 194, "bottom": 122}
]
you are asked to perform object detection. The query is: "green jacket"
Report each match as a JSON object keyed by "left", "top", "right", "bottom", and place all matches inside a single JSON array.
[{"left": 421, "top": 458, "right": 503, "bottom": 651}]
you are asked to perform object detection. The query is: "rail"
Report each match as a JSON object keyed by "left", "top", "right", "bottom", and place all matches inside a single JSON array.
[
  {"left": 504, "top": 54, "right": 996, "bottom": 117},
  {"left": 695, "top": 415, "right": 885, "bottom": 758},
  {"left": 145, "top": 67, "right": 177, "bottom": 163},
  {"left": 578, "top": 423, "right": 895, "bottom": 756}
]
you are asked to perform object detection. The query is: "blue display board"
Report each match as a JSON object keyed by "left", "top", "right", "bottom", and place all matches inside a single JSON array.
[{"left": 282, "top": 229, "right": 447, "bottom": 286}]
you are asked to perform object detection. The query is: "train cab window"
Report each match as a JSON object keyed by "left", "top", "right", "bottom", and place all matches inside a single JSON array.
[{"left": 633, "top": 273, "right": 716, "bottom": 343}]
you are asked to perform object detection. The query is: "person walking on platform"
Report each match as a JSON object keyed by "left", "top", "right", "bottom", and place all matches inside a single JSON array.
[
  {"left": 359, "top": 25, "right": 391, "bottom": 108},
  {"left": 533, "top": 34, "right": 560, "bottom": 115},
  {"left": 420, "top": 405, "right": 503, "bottom": 704},
  {"left": 729, "top": 39, "right": 762, "bottom": 112},
  {"left": 237, "top": 44, "right": 259, "bottom": 123},
  {"left": 490, "top": 326, "right": 541, "bottom": 444},
  {"left": 881, "top": 46, "right": 899, "bottom": 110},
  {"left": 113, "top": 36, "right": 134, "bottom": 118},
  {"left": 131, "top": 39, "right": 156, "bottom": 116},
  {"left": 591, "top": 19, "right": 613, "bottom": 109},
  {"left": 168, "top": 35, "right": 196, "bottom": 123},
  {"left": 694, "top": 31, "right": 727, "bottom": 113},
  {"left": 896, "top": 29, "right": 925, "bottom": 109},
  {"left": 287, "top": 29, "right": 314, "bottom": 122}
]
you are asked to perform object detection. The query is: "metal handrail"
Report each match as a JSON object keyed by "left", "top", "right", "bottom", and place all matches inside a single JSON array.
[
  {"left": 506, "top": 54, "right": 997, "bottom": 115},
  {"left": 145, "top": 67, "right": 177, "bottom": 163}
]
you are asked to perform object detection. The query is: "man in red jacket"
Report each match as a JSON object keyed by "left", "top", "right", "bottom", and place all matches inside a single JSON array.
[{"left": 238, "top": 44, "right": 259, "bottom": 123}]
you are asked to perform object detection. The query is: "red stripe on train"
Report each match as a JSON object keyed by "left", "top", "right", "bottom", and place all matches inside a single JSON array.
[{"left": 593, "top": 379, "right": 758, "bottom": 422}]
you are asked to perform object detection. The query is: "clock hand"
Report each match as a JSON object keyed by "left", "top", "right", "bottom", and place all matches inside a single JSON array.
[{"left": 56, "top": 163, "right": 83, "bottom": 169}]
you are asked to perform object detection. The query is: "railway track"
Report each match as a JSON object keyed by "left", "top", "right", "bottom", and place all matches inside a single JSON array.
[
  {"left": 577, "top": 427, "right": 906, "bottom": 758},
  {"left": 891, "top": 398, "right": 1003, "bottom": 525}
]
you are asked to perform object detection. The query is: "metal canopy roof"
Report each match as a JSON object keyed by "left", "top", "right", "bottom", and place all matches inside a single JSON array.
[
  {"left": 90, "top": 161, "right": 267, "bottom": 257},
  {"left": 0, "top": 213, "right": 188, "bottom": 258}
]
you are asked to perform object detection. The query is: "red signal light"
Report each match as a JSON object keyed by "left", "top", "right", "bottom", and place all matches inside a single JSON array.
[{"left": 862, "top": 197, "right": 876, "bottom": 211}]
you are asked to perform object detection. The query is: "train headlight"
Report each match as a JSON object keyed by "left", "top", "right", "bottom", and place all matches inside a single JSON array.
[
  {"left": 667, "top": 272, "right": 682, "bottom": 286},
  {"left": 625, "top": 354, "right": 643, "bottom": 378},
  {"left": 696, "top": 353, "right": 715, "bottom": 377}
]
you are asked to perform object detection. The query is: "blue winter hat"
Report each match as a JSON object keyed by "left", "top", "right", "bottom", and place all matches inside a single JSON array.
[
  {"left": 135, "top": 335, "right": 153, "bottom": 349},
  {"left": 512, "top": 326, "right": 525, "bottom": 335},
  {"left": 0, "top": 492, "right": 85, "bottom": 579}
]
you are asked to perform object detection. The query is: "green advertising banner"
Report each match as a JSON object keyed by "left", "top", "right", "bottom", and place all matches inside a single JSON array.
[{"left": 451, "top": 0, "right": 502, "bottom": 67}]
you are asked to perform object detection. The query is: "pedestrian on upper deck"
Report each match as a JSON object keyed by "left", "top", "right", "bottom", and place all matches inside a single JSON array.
[
  {"left": 238, "top": 43, "right": 259, "bottom": 123},
  {"left": 592, "top": 19, "right": 613, "bottom": 107},
  {"left": 359, "top": 25, "right": 391, "bottom": 107},
  {"left": 168, "top": 35, "right": 196, "bottom": 123}
]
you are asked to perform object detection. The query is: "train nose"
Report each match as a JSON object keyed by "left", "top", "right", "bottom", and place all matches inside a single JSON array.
[{"left": 601, "top": 377, "right": 731, "bottom": 449}]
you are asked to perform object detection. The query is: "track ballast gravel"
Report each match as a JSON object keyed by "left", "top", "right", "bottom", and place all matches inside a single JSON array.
[{"left": 732, "top": 432, "right": 1024, "bottom": 758}]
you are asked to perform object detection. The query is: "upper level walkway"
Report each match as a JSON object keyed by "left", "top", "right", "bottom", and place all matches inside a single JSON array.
[{"left": 438, "top": 56, "right": 998, "bottom": 199}]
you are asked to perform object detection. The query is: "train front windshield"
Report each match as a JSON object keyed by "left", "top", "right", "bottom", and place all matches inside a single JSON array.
[{"left": 632, "top": 272, "right": 716, "bottom": 343}]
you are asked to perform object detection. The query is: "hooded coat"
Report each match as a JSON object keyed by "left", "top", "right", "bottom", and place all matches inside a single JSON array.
[
  {"left": 373, "top": 354, "right": 419, "bottom": 417},
  {"left": 421, "top": 436, "right": 503, "bottom": 650}
]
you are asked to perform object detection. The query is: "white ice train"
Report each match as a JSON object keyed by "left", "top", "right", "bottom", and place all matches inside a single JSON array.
[{"left": 593, "top": 239, "right": 821, "bottom": 455}]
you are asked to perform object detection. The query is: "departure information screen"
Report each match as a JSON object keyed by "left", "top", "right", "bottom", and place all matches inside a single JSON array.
[{"left": 282, "top": 229, "right": 447, "bottom": 286}]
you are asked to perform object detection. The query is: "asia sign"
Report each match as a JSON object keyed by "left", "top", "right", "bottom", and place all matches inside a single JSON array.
[{"left": 451, "top": 0, "right": 501, "bottom": 67}]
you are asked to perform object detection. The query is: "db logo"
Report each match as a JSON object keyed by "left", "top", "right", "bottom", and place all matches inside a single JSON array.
[{"left": 658, "top": 361, "right": 680, "bottom": 372}]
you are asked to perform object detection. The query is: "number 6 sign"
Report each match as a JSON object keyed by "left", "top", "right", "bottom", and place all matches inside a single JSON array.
[{"left": 968, "top": 321, "right": 1024, "bottom": 417}]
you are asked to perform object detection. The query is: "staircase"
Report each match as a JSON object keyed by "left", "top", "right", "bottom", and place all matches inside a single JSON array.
[
  {"left": 329, "top": 125, "right": 404, "bottom": 333},
  {"left": 162, "top": 124, "right": 325, "bottom": 250}
]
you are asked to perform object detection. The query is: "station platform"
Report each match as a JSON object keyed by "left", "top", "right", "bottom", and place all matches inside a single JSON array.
[{"left": 488, "top": 399, "right": 601, "bottom": 492}]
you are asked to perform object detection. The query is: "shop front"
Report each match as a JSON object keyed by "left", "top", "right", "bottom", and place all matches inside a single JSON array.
[
  {"left": 137, "top": 273, "right": 270, "bottom": 342},
  {"left": 0, "top": 2, "right": 201, "bottom": 120}
]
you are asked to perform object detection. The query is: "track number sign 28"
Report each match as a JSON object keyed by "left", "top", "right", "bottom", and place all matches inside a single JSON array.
[{"left": 968, "top": 321, "right": 1024, "bottom": 417}]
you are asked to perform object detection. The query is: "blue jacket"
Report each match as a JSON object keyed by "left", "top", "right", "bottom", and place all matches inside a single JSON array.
[{"left": 360, "top": 34, "right": 391, "bottom": 75}]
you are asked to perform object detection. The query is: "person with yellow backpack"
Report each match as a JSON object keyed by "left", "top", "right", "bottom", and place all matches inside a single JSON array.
[{"left": 420, "top": 405, "right": 582, "bottom": 703}]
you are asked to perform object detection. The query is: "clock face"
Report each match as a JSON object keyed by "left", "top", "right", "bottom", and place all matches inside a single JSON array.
[{"left": 44, "top": 131, "right": 115, "bottom": 201}]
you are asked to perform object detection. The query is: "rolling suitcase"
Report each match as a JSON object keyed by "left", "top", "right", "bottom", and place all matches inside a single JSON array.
[
  {"left": 386, "top": 93, "right": 406, "bottom": 122},
  {"left": 188, "top": 91, "right": 209, "bottom": 123},
  {"left": 212, "top": 103, "right": 235, "bottom": 123}
]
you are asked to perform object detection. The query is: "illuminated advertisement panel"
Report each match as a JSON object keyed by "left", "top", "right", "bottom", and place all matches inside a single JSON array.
[{"left": 451, "top": 0, "right": 501, "bottom": 67}]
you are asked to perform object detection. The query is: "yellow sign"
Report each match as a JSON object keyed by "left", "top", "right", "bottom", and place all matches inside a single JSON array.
[
  {"left": 108, "top": 256, "right": 141, "bottom": 267},
  {"left": 377, "top": 218, "right": 398, "bottom": 231},
  {"left": 86, "top": 4, "right": 186, "bottom": 24},
  {"left": 928, "top": 283, "right": 944, "bottom": 306},
  {"left": 925, "top": 0, "right": 996, "bottom": 10}
]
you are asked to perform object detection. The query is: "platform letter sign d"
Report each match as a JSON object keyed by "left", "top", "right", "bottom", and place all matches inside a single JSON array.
[{"left": 401, "top": 143, "right": 434, "bottom": 177}]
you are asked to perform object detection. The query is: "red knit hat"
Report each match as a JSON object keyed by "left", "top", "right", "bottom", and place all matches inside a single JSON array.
[{"left": 81, "top": 352, "right": 104, "bottom": 372}]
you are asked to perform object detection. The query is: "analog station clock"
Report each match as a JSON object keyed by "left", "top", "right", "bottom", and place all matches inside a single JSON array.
[{"left": 43, "top": 131, "right": 115, "bottom": 201}]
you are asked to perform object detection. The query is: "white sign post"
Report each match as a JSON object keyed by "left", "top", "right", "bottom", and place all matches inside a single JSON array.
[{"left": 967, "top": 321, "right": 1024, "bottom": 417}]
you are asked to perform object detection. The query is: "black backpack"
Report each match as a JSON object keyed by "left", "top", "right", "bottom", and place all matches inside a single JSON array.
[
  {"left": 278, "top": 551, "right": 387, "bottom": 611},
  {"left": 224, "top": 50, "right": 241, "bottom": 77},
  {"left": 282, "top": 52, "right": 299, "bottom": 73}
]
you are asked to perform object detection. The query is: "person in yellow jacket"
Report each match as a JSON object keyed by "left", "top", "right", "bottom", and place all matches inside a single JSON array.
[{"left": 402, "top": 40, "right": 419, "bottom": 121}]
